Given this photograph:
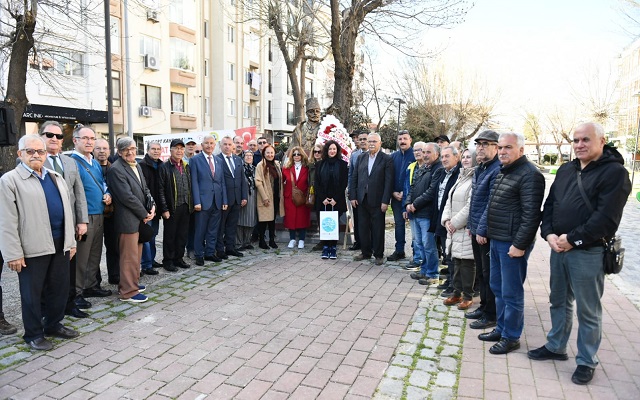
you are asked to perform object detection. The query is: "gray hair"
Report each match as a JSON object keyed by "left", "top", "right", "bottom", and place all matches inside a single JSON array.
[
  {"left": 73, "top": 124, "right": 95, "bottom": 138},
  {"left": 146, "top": 141, "right": 161, "bottom": 151},
  {"left": 413, "top": 141, "right": 426, "bottom": 149},
  {"left": 575, "top": 122, "right": 605, "bottom": 139},
  {"left": 38, "top": 120, "right": 63, "bottom": 135},
  {"left": 499, "top": 132, "right": 525, "bottom": 148},
  {"left": 18, "top": 134, "right": 45, "bottom": 150},
  {"left": 368, "top": 132, "right": 382, "bottom": 141},
  {"left": 442, "top": 145, "right": 459, "bottom": 157},
  {"left": 117, "top": 137, "right": 136, "bottom": 153},
  {"left": 425, "top": 142, "right": 441, "bottom": 156}
]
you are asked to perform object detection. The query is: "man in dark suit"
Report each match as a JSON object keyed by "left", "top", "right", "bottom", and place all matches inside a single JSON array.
[
  {"left": 190, "top": 135, "right": 228, "bottom": 266},
  {"left": 349, "top": 133, "right": 394, "bottom": 265},
  {"left": 217, "top": 136, "right": 248, "bottom": 259},
  {"left": 39, "top": 121, "right": 90, "bottom": 319},
  {"left": 347, "top": 131, "right": 369, "bottom": 251}
]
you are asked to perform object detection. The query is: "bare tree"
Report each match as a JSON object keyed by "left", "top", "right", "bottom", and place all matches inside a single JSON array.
[
  {"left": 547, "top": 107, "right": 577, "bottom": 161},
  {"left": 522, "top": 111, "right": 543, "bottom": 163},
  {"left": 328, "top": 0, "right": 468, "bottom": 129},
  {"left": 569, "top": 61, "right": 619, "bottom": 126}
]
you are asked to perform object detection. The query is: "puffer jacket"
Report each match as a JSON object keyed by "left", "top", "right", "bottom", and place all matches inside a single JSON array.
[
  {"left": 468, "top": 155, "right": 500, "bottom": 236},
  {"left": 441, "top": 166, "right": 475, "bottom": 259},
  {"left": 407, "top": 160, "right": 443, "bottom": 219},
  {"left": 487, "top": 156, "right": 545, "bottom": 249},
  {"left": 540, "top": 146, "right": 631, "bottom": 248}
]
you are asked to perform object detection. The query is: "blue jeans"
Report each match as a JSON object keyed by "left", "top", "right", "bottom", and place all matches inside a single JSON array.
[
  {"left": 546, "top": 247, "right": 604, "bottom": 368},
  {"left": 409, "top": 219, "right": 422, "bottom": 265},
  {"left": 141, "top": 219, "right": 160, "bottom": 270},
  {"left": 490, "top": 239, "right": 532, "bottom": 341},
  {"left": 391, "top": 198, "right": 406, "bottom": 253},
  {"left": 414, "top": 217, "right": 439, "bottom": 278}
]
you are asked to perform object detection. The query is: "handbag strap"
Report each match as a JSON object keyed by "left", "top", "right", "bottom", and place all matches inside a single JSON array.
[
  {"left": 72, "top": 154, "right": 106, "bottom": 195},
  {"left": 576, "top": 170, "right": 594, "bottom": 213}
]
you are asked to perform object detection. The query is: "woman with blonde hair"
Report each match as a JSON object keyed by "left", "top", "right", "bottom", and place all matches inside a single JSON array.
[
  {"left": 255, "top": 144, "right": 285, "bottom": 249},
  {"left": 282, "top": 146, "right": 311, "bottom": 248}
]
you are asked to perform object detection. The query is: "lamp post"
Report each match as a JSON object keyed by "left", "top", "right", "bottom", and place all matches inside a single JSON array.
[
  {"left": 439, "top": 119, "right": 446, "bottom": 136},
  {"left": 632, "top": 92, "right": 640, "bottom": 185}
]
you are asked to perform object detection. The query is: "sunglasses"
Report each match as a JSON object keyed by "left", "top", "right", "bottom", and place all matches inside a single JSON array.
[
  {"left": 313, "top": 150, "right": 322, "bottom": 154},
  {"left": 195, "top": 150, "right": 201, "bottom": 153},
  {"left": 22, "top": 148, "right": 47, "bottom": 156},
  {"left": 43, "top": 132, "right": 64, "bottom": 140},
  {"left": 292, "top": 153, "right": 301, "bottom": 156},
  {"left": 258, "top": 141, "right": 267, "bottom": 144}
]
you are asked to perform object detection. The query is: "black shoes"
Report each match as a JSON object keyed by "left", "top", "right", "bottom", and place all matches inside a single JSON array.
[
  {"left": 152, "top": 261, "right": 163, "bottom": 269},
  {"left": 348, "top": 242, "right": 361, "bottom": 251},
  {"left": 478, "top": 329, "right": 501, "bottom": 342},
  {"left": 27, "top": 337, "right": 53, "bottom": 351},
  {"left": 45, "top": 326, "right": 79, "bottom": 339},
  {"left": 489, "top": 338, "right": 520, "bottom": 354},
  {"left": 205, "top": 255, "right": 222, "bottom": 262},
  {"left": 259, "top": 240, "right": 269, "bottom": 249},
  {"left": 195, "top": 257, "right": 204, "bottom": 266},
  {"left": 82, "top": 287, "right": 112, "bottom": 298},
  {"left": 410, "top": 272, "right": 426, "bottom": 280},
  {"left": 436, "top": 281, "right": 450, "bottom": 290},
  {"left": 0, "top": 317, "right": 17, "bottom": 335},
  {"left": 216, "top": 251, "right": 229, "bottom": 260},
  {"left": 387, "top": 252, "right": 405, "bottom": 261},
  {"left": 174, "top": 259, "right": 190, "bottom": 269},
  {"left": 226, "top": 249, "right": 244, "bottom": 257},
  {"left": 353, "top": 254, "right": 371, "bottom": 261},
  {"left": 244, "top": 244, "right": 254, "bottom": 250},
  {"left": 65, "top": 307, "right": 89, "bottom": 319},
  {"left": 142, "top": 268, "right": 159, "bottom": 275},
  {"left": 465, "top": 309, "right": 484, "bottom": 320},
  {"left": 572, "top": 365, "right": 595, "bottom": 385},
  {"left": 470, "top": 317, "right": 497, "bottom": 330},
  {"left": 163, "top": 262, "right": 178, "bottom": 272},
  {"left": 74, "top": 295, "right": 92, "bottom": 310},
  {"left": 527, "top": 345, "right": 568, "bottom": 361},
  {"left": 269, "top": 240, "right": 278, "bottom": 249},
  {"left": 440, "top": 287, "right": 454, "bottom": 298}
]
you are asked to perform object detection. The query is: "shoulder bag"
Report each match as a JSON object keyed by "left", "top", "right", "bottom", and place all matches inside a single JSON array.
[{"left": 290, "top": 168, "right": 307, "bottom": 207}]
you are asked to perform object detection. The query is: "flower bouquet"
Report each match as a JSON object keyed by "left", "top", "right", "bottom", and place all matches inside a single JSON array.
[{"left": 315, "top": 115, "right": 355, "bottom": 163}]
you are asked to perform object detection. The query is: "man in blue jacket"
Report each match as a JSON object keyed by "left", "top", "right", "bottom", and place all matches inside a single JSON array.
[{"left": 388, "top": 130, "right": 415, "bottom": 261}]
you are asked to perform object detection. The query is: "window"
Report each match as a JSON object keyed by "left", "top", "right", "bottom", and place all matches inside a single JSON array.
[
  {"left": 170, "top": 38, "right": 195, "bottom": 71},
  {"left": 54, "top": 52, "right": 84, "bottom": 76},
  {"left": 141, "top": 84, "right": 161, "bottom": 108},
  {"left": 268, "top": 101, "right": 272, "bottom": 124},
  {"left": 169, "top": 0, "right": 196, "bottom": 29},
  {"left": 204, "top": 97, "right": 209, "bottom": 115},
  {"left": 171, "top": 92, "right": 185, "bottom": 112},
  {"left": 268, "top": 38, "right": 272, "bottom": 61},
  {"left": 287, "top": 103, "right": 295, "bottom": 125},
  {"left": 305, "top": 79, "right": 314, "bottom": 98},
  {"left": 243, "top": 103, "right": 250, "bottom": 119},
  {"left": 228, "top": 63, "right": 235, "bottom": 80},
  {"left": 204, "top": 59, "right": 208, "bottom": 77},
  {"left": 140, "top": 35, "right": 160, "bottom": 58},
  {"left": 228, "top": 99, "right": 235, "bottom": 116},
  {"left": 203, "top": 20, "right": 209, "bottom": 38},
  {"left": 228, "top": 25, "right": 235, "bottom": 43},
  {"left": 245, "top": 69, "right": 251, "bottom": 85},
  {"left": 111, "top": 71, "right": 121, "bottom": 107},
  {"left": 268, "top": 69, "right": 272, "bottom": 93},
  {"left": 110, "top": 18, "right": 121, "bottom": 55},
  {"left": 287, "top": 79, "right": 293, "bottom": 95}
]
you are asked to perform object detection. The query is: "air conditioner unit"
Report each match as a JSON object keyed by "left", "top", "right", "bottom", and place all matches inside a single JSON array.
[
  {"left": 139, "top": 106, "right": 152, "bottom": 118},
  {"left": 144, "top": 54, "right": 159, "bottom": 70},
  {"left": 147, "top": 10, "right": 159, "bottom": 22}
]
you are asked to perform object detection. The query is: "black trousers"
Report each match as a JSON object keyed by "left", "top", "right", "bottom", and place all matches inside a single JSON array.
[
  {"left": 471, "top": 234, "right": 496, "bottom": 320},
  {"left": 258, "top": 220, "right": 276, "bottom": 241},
  {"left": 352, "top": 205, "right": 360, "bottom": 245},
  {"left": 217, "top": 203, "right": 241, "bottom": 253},
  {"left": 19, "top": 238, "right": 69, "bottom": 342},
  {"left": 163, "top": 204, "right": 191, "bottom": 263},
  {"left": 358, "top": 198, "right": 386, "bottom": 259},
  {"left": 0, "top": 251, "right": 4, "bottom": 317},
  {"left": 103, "top": 215, "right": 120, "bottom": 282}
]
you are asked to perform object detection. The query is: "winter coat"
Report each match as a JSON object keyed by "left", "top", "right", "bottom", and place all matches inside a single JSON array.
[
  {"left": 406, "top": 160, "right": 443, "bottom": 219},
  {"left": 441, "top": 166, "right": 475, "bottom": 260},
  {"left": 139, "top": 153, "right": 162, "bottom": 220},
  {"left": 255, "top": 160, "right": 285, "bottom": 221},
  {"left": 314, "top": 158, "right": 348, "bottom": 213},
  {"left": 282, "top": 165, "right": 311, "bottom": 229},
  {"left": 468, "top": 155, "right": 500, "bottom": 236},
  {"left": 486, "top": 156, "right": 545, "bottom": 249},
  {"left": 540, "top": 146, "right": 631, "bottom": 248}
]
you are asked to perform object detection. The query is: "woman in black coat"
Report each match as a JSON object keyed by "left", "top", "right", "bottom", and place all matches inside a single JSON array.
[{"left": 314, "top": 140, "right": 348, "bottom": 260}]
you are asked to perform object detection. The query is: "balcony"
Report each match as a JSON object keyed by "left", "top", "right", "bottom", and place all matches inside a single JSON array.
[
  {"left": 170, "top": 68, "right": 196, "bottom": 87},
  {"left": 110, "top": 0, "right": 121, "bottom": 18},
  {"left": 170, "top": 113, "right": 197, "bottom": 130},
  {"left": 252, "top": 117, "right": 261, "bottom": 131},
  {"left": 169, "top": 23, "right": 196, "bottom": 44}
]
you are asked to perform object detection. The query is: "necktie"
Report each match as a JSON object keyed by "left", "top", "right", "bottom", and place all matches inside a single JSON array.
[
  {"left": 51, "top": 155, "right": 64, "bottom": 176},
  {"left": 208, "top": 156, "right": 215, "bottom": 176},
  {"left": 226, "top": 156, "right": 235, "bottom": 177}
]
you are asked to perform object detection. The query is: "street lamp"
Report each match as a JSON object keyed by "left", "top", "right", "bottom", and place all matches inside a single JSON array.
[
  {"left": 394, "top": 97, "right": 406, "bottom": 137},
  {"left": 439, "top": 119, "right": 446, "bottom": 136},
  {"left": 632, "top": 92, "right": 640, "bottom": 185}
]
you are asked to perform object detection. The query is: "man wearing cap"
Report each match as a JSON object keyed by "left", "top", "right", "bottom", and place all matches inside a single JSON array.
[
  {"left": 435, "top": 135, "right": 450, "bottom": 149},
  {"left": 183, "top": 139, "right": 197, "bottom": 163},
  {"left": 388, "top": 130, "right": 415, "bottom": 262},
  {"left": 292, "top": 97, "right": 322, "bottom": 156},
  {"left": 465, "top": 130, "right": 500, "bottom": 330},
  {"left": 158, "top": 139, "right": 193, "bottom": 271}
]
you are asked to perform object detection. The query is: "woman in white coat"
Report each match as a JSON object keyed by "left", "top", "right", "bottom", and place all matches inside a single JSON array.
[{"left": 441, "top": 149, "right": 476, "bottom": 310}]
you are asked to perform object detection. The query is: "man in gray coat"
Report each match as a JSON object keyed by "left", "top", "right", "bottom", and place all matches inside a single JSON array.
[{"left": 39, "top": 121, "right": 89, "bottom": 319}]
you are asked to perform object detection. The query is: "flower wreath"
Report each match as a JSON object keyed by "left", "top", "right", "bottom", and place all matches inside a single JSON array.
[{"left": 315, "top": 115, "right": 355, "bottom": 163}]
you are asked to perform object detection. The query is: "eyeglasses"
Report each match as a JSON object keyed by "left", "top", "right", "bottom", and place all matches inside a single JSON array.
[
  {"left": 43, "top": 132, "right": 64, "bottom": 140},
  {"left": 413, "top": 149, "right": 423, "bottom": 153},
  {"left": 75, "top": 136, "right": 96, "bottom": 141},
  {"left": 313, "top": 150, "right": 322, "bottom": 154},
  {"left": 292, "top": 153, "right": 301, "bottom": 156},
  {"left": 123, "top": 147, "right": 137, "bottom": 153},
  {"left": 258, "top": 141, "right": 267, "bottom": 144},
  {"left": 475, "top": 142, "right": 495, "bottom": 148},
  {"left": 21, "top": 148, "right": 47, "bottom": 156}
]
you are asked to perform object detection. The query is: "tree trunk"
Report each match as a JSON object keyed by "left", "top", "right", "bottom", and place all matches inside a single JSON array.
[{"left": 1, "top": 10, "right": 37, "bottom": 174}]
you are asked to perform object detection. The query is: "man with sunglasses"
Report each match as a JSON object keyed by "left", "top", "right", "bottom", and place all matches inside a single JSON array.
[
  {"left": 0, "top": 135, "right": 79, "bottom": 350},
  {"left": 39, "top": 121, "right": 90, "bottom": 319}
]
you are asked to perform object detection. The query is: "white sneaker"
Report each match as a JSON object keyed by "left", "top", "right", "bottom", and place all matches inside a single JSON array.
[
  {"left": 288, "top": 240, "right": 296, "bottom": 249},
  {"left": 298, "top": 240, "right": 305, "bottom": 249}
]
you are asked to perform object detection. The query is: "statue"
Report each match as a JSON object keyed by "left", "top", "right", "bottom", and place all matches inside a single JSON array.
[{"left": 292, "top": 97, "right": 321, "bottom": 157}]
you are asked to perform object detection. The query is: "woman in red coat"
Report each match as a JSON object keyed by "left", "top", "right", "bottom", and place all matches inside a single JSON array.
[{"left": 282, "top": 146, "right": 311, "bottom": 249}]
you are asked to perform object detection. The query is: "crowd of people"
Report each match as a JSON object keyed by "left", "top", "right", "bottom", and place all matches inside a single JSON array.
[{"left": 0, "top": 120, "right": 631, "bottom": 387}]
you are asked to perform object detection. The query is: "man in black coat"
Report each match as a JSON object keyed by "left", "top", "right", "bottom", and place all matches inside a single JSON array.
[
  {"left": 216, "top": 136, "right": 248, "bottom": 259},
  {"left": 479, "top": 132, "right": 545, "bottom": 355},
  {"left": 138, "top": 141, "right": 162, "bottom": 275},
  {"left": 349, "top": 133, "right": 394, "bottom": 265}
]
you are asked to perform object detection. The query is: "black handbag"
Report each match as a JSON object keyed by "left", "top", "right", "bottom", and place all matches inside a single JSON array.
[{"left": 577, "top": 171, "right": 624, "bottom": 274}]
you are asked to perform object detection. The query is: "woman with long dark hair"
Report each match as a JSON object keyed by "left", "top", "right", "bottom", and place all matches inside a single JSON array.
[
  {"left": 255, "top": 144, "right": 285, "bottom": 249},
  {"left": 282, "top": 146, "right": 311, "bottom": 249},
  {"left": 314, "top": 140, "right": 348, "bottom": 259}
]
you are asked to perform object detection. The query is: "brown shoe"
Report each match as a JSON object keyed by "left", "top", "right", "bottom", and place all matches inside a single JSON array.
[
  {"left": 443, "top": 296, "right": 462, "bottom": 306},
  {"left": 457, "top": 299, "right": 473, "bottom": 310}
]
